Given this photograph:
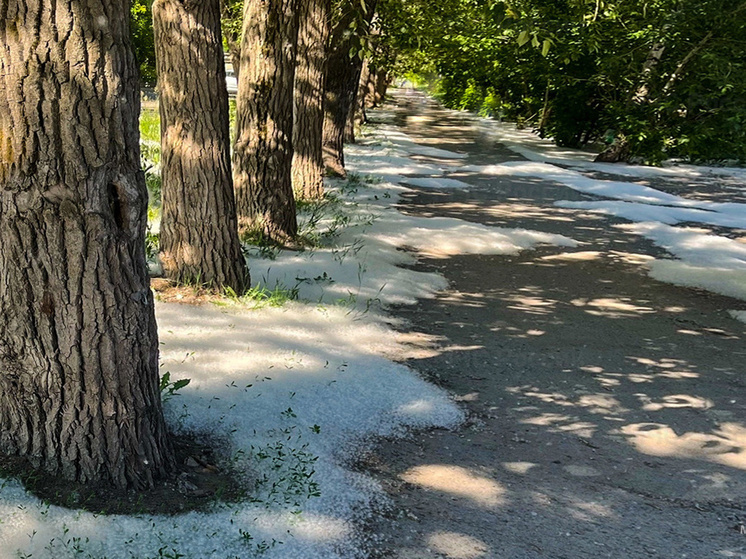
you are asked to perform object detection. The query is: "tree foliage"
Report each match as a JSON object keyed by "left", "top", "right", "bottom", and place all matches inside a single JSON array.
[
  {"left": 377, "top": 0, "right": 746, "bottom": 163},
  {"left": 131, "top": 0, "right": 157, "bottom": 84}
]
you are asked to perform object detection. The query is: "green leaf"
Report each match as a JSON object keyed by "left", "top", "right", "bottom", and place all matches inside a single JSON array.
[
  {"left": 542, "top": 39, "right": 552, "bottom": 57},
  {"left": 173, "top": 379, "right": 191, "bottom": 391},
  {"left": 517, "top": 30, "right": 530, "bottom": 46}
]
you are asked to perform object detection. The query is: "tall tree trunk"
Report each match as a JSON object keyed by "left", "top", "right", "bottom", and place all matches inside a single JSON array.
[
  {"left": 291, "top": 0, "right": 331, "bottom": 200},
  {"left": 233, "top": 0, "right": 299, "bottom": 241},
  {"left": 227, "top": 41, "right": 241, "bottom": 82},
  {"left": 346, "top": 58, "right": 371, "bottom": 144},
  {"left": 322, "top": 47, "right": 359, "bottom": 176},
  {"left": 153, "top": 0, "right": 249, "bottom": 291},
  {"left": 355, "top": 60, "right": 378, "bottom": 126},
  {"left": 0, "top": 0, "right": 174, "bottom": 489},
  {"left": 322, "top": 0, "right": 377, "bottom": 177}
]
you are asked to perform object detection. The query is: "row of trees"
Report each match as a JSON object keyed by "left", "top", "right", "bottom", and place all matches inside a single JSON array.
[
  {"left": 155, "top": 0, "right": 388, "bottom": 291},
  {"left": 3, "top": 0, "right": 742, "bottom": 495},
  {"left": 133, "top": 1, "right": 746, "bottom": 164},
  {"left": 0, "top": 0, "right": 390, "bottom": 490}
]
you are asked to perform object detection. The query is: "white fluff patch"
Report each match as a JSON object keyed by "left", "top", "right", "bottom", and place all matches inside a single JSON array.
[
  {"left": 1, "top": 101, "right": 583, "bottom": 559},
  {"left": 402, "top": 177, "right": 473, "bottom": 189},
  {"left": 616, "top": 222, "right": 746, "bottom": 301},
  {"left": 729, "top": 310, "right": 746, "bottom": 324}
]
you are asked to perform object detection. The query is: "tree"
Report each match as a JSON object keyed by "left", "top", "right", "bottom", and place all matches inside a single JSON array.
[
  {"left": 153, "top": 0, "right": 249, "bottom": 291},
  {"left": 292, "top": 0, "right": 332, "bottom": 200},
  {"left": 322, "top": 0, "right": 378, "bottom": 177},
  {"left": 0, "top": 0, "right": 174, "bottom": 489},
  {"left": 233, "top": 0, "right": 300, "bottom": 241}
]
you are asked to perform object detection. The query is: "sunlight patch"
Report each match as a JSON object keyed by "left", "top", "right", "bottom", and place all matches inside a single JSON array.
[
  {"left": 427, "top": 532, "right": 490, "bottom": 559},
  {"left": 400, "top": 465, "right": 506, "bottom": 508}
]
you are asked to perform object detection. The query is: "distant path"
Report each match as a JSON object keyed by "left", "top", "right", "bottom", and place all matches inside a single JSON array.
[{"left": 361, "top": 90, "right": 746, "bottom": 558}]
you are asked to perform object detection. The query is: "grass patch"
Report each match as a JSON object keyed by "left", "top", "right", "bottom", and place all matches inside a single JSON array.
[
  {"left": 222, "top": 283, "right": 300, "bottom": 308},
  {"left": 151, "top": 277, "right": 300, "bottom": 309},
  {"left": 140, "top": 108, "right": 161, "bottom": 144}
]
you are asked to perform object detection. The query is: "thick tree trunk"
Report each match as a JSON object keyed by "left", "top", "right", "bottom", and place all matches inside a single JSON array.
[
  {"left": 291, "top": 0, "right": 331, "bottom": 200},
  {"left": 322, "top": 1, "right": 377, "bottom": 177},
  {"left": 233, "top": 0, "right": 299, "bottom": 241},
  {"left": 153, "top": 0, "right": 249, "bottom": 291},
  {"left": 322, "top": 48, "right": 364, "bottom": 176},
  {"left": 0, "top": 0, "right": 174, "bottom": 489},
  {"left": 362, "top": 64, "right": 378, "bottom": 108}
]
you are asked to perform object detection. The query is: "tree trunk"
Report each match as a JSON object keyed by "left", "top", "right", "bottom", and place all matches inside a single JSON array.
[
  {"left": 363, "top": 64, "right": 378, "bottom": 108},
  {"left": 346, "top": 58, "right": 371, "bottom": 144},
  {"left": 322, "top": 0, "right": 377, "bottom": 177},
  {"left": 153, "top": 0, "right": 249, "bottom": 291},
  {"left": 291, "top": 0, "right": 331, "bottom": 201},
  {"left": 0, "top": 0, "right": 174, "bottom": 489},
  {"left": 632, "top": 40, "right": 667, "bottom": 105},
  {"left": 233, "top": 0, "right": 299, "bottom": 241},
  {"left": 373, "top": 68, "right": 389, "bottom": 106},
  {"left": 322, "top": 49, "right": 359, "bottom": 176},
  {"left": 227, "top": 42, "right": 241, "bottom": 82}
]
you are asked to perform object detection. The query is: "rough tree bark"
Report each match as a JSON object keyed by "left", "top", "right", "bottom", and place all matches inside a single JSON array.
[
  {"left": 0, "top": 0, "right": 174, "bottom": 489},
  {"left": 233, "top": 0, "right": 299, "bottom": 241},
  {"left": 322, "top": 0, "right": 378, "bottom": 177},
  {"left": 153, "top": 0, "right": 249, "bottom": 291},
  {"left": 291, "top": 0, "right": 331, "bottom": 200}
]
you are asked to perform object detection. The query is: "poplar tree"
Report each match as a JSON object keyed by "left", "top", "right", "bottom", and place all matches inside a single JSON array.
[{"left": 0, "top": 0, "right": 174, "bottom": 489}]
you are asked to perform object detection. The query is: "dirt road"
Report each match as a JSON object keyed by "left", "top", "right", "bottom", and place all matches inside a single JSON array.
[{"left": 360, "top": 91, "right": 746, "bottom": 558}]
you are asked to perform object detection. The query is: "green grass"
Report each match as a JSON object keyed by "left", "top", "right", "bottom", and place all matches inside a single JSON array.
[
  {"left": 140, "top": 108, "right": 161, "bottom": 144},
  {"left": 219, "top": 283, "right": 301, "bottom": 309},
  {"left": 140, "top": 108, "right": 162, "bottom": 216}
]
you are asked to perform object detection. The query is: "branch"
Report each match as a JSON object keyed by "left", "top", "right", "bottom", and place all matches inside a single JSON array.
[{"left": 661, "top": 30, "right": 713, "bottom": 94}]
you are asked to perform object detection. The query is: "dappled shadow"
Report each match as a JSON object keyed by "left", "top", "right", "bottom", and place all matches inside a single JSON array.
[
  {"left": 362, "top": 89, "right": 746, "bottom": 559},
  {"left": 367, "top": 248, "right": 746, "bottom": 554}
]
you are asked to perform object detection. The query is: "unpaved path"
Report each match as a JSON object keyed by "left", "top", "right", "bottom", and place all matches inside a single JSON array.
[{"left": 360, "top": 91, "right": 746, "bottom": 558}]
